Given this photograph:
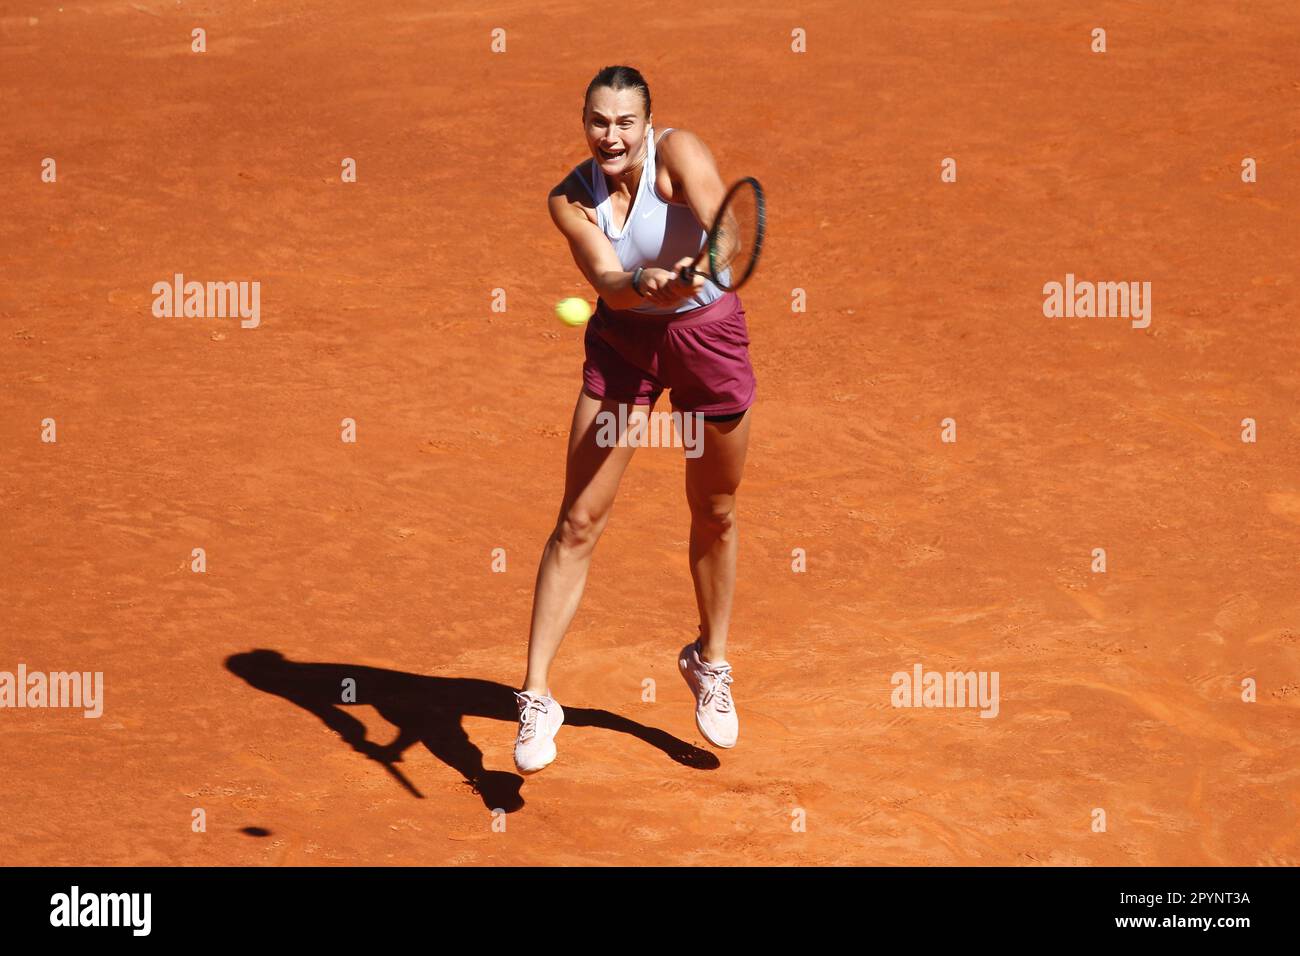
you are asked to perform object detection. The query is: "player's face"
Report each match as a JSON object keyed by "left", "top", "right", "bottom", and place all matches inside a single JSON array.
[{"left": 583, "top": 87, "right": 649, "bottom": 174}]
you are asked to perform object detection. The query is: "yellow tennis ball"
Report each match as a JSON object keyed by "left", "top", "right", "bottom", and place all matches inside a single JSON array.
[{"left": 555, "top": 296, "right": 591, "bottom": 327}]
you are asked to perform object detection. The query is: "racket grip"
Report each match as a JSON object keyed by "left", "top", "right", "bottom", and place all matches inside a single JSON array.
[{"left": 678, "top": 265, "right": 696, "bottom": 283}]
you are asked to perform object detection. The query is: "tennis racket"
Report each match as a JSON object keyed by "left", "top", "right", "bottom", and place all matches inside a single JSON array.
[{"left": 678, "top": 176, "right": 766, "bottom": 292}]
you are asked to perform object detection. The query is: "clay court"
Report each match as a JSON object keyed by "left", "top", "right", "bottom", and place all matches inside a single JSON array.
[{"left": 2, "top": 0, "right": 1298, "bottom": 866}]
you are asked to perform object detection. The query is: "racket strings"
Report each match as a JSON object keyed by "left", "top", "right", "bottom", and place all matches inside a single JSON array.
[{"left": 709, "top": 182, "right": 763, "bottom": 290}]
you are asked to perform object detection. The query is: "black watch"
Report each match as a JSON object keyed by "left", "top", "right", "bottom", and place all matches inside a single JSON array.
[{"left": 631, "top": 267, "right": 646, "bottom": 297}]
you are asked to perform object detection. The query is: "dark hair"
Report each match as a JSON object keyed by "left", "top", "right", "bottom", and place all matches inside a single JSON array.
[{"left": 583, "top": 65, "right": 652, "bottom": 120}]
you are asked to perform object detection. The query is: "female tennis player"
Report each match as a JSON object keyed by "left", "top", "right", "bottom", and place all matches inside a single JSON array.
[{"left": 513, "top": 65, "right": 757, "bottom": 774}]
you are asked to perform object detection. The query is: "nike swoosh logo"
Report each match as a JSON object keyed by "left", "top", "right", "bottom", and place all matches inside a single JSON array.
[{"left": 641, "top": 209, "right": 654, "bottom": 219}]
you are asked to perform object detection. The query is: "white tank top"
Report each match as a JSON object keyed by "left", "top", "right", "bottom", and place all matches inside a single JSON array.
[{"left": 575, "top": 127, "right": 724, "bottom": 315}]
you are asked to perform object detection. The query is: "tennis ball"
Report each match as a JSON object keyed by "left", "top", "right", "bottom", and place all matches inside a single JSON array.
[{"left": 555, "top": 297, "right": 591, "bottom": 327}]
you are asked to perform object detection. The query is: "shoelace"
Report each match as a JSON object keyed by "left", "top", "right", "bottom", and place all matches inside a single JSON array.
[
  {"left": 699, "top": 662, "right": 734, "bottom": 713},
  {"left": 515, "top": 691, "right": 550, "bottom": 742}
]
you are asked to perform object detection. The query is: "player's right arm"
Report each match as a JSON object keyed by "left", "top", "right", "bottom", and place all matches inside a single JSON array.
[{"left": 547, "top": 174, "right": 690, "bottom": 310}]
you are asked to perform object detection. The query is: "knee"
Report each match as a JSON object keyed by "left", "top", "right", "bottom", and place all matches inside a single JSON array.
[
  {"left": 690, "top": 495, "right": 737, "bottom": 538},
  {"left": 554, "top": 506, "right": 606, "bottom": 553}
]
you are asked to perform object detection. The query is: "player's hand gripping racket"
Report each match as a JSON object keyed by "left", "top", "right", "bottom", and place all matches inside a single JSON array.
[{"left": 678, "top": 176, "right": 766, "bottom": 292}]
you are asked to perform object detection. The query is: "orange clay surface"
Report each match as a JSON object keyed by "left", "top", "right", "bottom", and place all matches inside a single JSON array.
[{"left": 2, "top": 0, "right": 1298, "bottom": 866}]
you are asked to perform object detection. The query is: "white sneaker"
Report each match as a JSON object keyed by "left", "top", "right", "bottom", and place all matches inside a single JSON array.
[
  {"left": 513, "top": 690, "right": 564, "bottom": 774},
  {"left": 678, "top": 640, "right": 738, "bottom": 748}
]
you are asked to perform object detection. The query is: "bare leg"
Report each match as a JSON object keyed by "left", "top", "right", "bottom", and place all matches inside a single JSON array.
[
  {"left": 685, "top": 409, "right": 752, "bottom": 663},
  {"left": 521, "top": 391, "right": 650, "bottom": 694}
]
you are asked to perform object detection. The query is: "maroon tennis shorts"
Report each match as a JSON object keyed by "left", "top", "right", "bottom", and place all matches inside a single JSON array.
[{"left": 582, "top": 291, "right": 757, "bottom": 417}]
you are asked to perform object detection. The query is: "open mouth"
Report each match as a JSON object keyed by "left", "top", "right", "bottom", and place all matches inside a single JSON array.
[{"left": 599, "top": 146, "right": 625, "bottom": 161}]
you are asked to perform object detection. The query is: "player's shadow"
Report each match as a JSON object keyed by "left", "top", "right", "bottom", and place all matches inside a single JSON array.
[{"left": 225, "top": 649, "right": 717, "bottom": 814}]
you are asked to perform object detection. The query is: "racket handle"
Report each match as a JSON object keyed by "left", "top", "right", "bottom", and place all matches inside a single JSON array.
[{"left": 678, "top": 265, "right": 696, "bottom": 283}]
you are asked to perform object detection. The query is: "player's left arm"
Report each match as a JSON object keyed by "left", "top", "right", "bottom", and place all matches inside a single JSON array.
[
  {"left": 658, "top": 130, "right": 728, "bottom": 272},
  {"left": 660, "top": 128, "right": 733, "bottom": 282}
]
